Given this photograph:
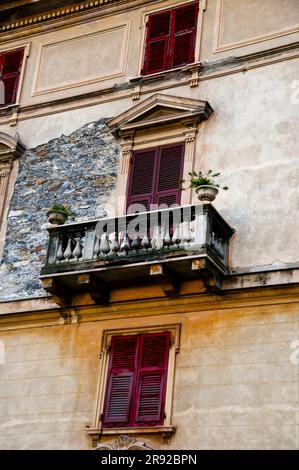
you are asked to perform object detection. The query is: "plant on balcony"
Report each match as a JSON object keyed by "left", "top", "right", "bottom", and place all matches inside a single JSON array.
[
  {"left": 181, "top": 170, "right": 229, "bottom": 202},
  {"left": 47, "top": 203, "right": 75, "bottom": 225}
]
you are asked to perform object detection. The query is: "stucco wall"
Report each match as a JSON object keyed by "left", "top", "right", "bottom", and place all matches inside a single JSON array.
[
  {"left": 0, "top": 296, "right": 298, "bottom": 449},
  {"left": 0, "top": 0, "right": 298, "bottom": 110}
]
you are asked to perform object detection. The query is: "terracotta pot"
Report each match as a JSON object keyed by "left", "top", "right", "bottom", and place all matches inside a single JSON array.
[
  {"left": 47, "top": 210, "right": 68, "bottom": 225},
  {"left": 195, "top": 185, "right": 219, "bottom": 202}
]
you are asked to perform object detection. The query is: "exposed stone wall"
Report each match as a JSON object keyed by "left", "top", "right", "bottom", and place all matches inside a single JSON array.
[{"left": 0, "top": 119, "right": 120, "bottom": 301}]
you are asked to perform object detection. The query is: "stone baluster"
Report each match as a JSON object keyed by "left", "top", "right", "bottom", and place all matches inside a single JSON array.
[
  {"left": 93, "top": 235, "right": 101, "bottom": 258},
  {"left": 120, "top": 231, "right": 130, "bottom": 254},
  {"left": 100, "top": 232, "right": 110, "bottom": 256},
  {"left": 218, "top": 238, "right": 224, "bottom": 259},
  {"left": 73, "top": 235, "right": 82, "bottom": 261},
  {"left": 163, "top": 224, "right": 172, "bottom": 249},
  {"left": 172, "top": 222, "right": 181, "bottom": 247},
  {"left": 212, "top": 233, "right": 224, "bottom": 259},
  {"left": 111, "top": 232, "right": 120, "bottom": 254},
  {"left": 56, "top": 238, "right": 64, "bottom": 263},
  {"left": 141, "top": 232, "right": 151, "bottom": 251},
  {"left": 63, "top": 237, "right": 73, "bottom": 262},
  {"left": 131, "top": 226, "right": 141, "bottom": 252}
]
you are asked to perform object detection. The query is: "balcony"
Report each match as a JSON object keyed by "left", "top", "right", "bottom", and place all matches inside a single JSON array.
[{"left": 40, "top": 204, "right": 234, "bottom": 306}]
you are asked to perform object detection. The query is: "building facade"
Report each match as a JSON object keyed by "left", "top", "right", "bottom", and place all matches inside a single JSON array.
[{"left": 0, "top": 0, "right": 299, "bottom": 450}]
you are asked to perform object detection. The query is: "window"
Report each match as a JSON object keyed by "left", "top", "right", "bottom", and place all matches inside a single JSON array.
[
  {"left": 142, "top": 2, "right": 199, "bottom": 75},
  {"left": 0, "top": 48, "right": 24, "bottom": 107},
  {"left": 88, "top": 324, "right": 180, "bottom": 438},
  {"left": 102, "top": 332, "right": 170, "bottom": 428},
  {"left": 127, "top": 143, "right": 184, "bottom": 212}
]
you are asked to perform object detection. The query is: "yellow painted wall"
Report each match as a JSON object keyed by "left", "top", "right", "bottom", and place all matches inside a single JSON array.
[{"left": 0, "top": 289, "right": 298, "bottom": 449}]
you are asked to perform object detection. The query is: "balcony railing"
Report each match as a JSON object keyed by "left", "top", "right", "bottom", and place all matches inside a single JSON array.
[{"left": 40, "top": 204, "right": 234, "bottom": 305}]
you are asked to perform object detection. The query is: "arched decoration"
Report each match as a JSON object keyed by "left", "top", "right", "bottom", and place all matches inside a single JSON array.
[
  {"left": 0, "top": 132, "right": 25, "bottom": 257},
  {"left": 0, "top": 132, "right": 24, "bottom": 156},
  {"left": 93, "top": 435, "right": 154, "bottom": 451}
]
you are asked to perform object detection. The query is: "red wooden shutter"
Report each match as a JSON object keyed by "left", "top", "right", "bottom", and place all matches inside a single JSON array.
[
  {"left": 134, "top": 332, "right": 170, "bottom": 424},
  {"left": 0, "top": 49, "right": 24, "bottom": 106},
  {"left": 156, "top": 144, "right": 184, "bottom": 207},
  {"left": 143, "top": 11, "right": 171, "bottom": 75},
  {"left": 103, "top": 335, "right": 138, "bottom": 426},
  {"left": 126, "top": 144, "right": 184, "bottom": 212},
  {"left": 142, "top": 3, "right": 198, "bottom": 75},
  {"left": 126, "top": 149, "right": 157, "bottom": 213},
  {"left": 171, "top": 3, "right": 198, "bottom": 68}
]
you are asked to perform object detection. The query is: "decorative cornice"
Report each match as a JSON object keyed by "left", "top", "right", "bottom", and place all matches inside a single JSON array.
[
  {"left": 0, "top": 0, "right": 153, "bottom": 33},
  {"left": 108, "top": 93, "right": 214, "bottom": 137},
  {"left": 0, "top": 169, "right": 11, "bottom": 178},
  {"left": 92, "top": 434, "right": 154, "bottom": 450}
]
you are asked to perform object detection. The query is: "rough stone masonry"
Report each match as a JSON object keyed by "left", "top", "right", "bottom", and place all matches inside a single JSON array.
[{"left": 0, "top": 119, "right": 120, "bottom": 301}]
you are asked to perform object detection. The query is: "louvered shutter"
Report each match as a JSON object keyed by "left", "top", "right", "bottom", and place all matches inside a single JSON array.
[
  {"left": 103, "top": 335, "right": 137, "bottom": 426},
  {"left": 127, "top": 144, "right": 184, "bottom": 212},
  {"left": 171, "top": 3, "right": 198, "bottom": 68},
  {"left": 0, "top": 49, "right": 24, "bottom": 106},
  {"left": 134, "top": 332, "right": 170, "bottom": 424},
  {"left": 143, "top": 11, "right": 171, "bottom": 75},
  {"left": 127, "top": 149, "right": 157, "bottom": 213},
  {"left": 156, "top": 144, "right": 184, "bottom": 207}
]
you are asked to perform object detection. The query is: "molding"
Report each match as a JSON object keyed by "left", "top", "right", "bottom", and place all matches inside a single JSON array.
[
  {"left": 1, "top": 281, "right": 299, "bottom": 329},
  {"left": 32, "top": 22, "right": 130, "bottom": 96},
  {"left": 0, "top": 132, "right": 25, "bottom": 260},
  {"left": 108, "top": 93, "right": 212, "bottom": 213},
  {"left": 92, "top": 434, "right": 154, "bottom": 450},
  {"left": 0, "top": 42, "right": 31, "bottom": 126},
  {"left": 90, "top": 429, "right": 175, "bottom": 448},
  {"left": 108, "top": 93, "right": 213, "bottom": 135},
  {"left": 0, "top": 43, "right": 297, "bottom": 127},
  {"left": 0, "top": 132, "right": 26, "bottom": 163},
  {"left": 214, "top": 0, "right": 299, "bottom": 54},
  {"left": 137, "top": 0, "right": 201, "bottom": 82},
  {"left": 0, "top": 1, "right": 127, "bottom": 32},
  {"left": 0, "top": 0, "right": 162, "bottom": 39},
  {"left": 89, "top": 323, "right": 181, "bottom": 441}
]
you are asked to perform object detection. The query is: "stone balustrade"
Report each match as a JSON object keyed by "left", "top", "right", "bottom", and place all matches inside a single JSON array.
[
  {"left": 42, "top": 204, "right": 233, "bottom": 270},
  {"left": 40, "top": 204, "right": 234, "bottom": 305}
]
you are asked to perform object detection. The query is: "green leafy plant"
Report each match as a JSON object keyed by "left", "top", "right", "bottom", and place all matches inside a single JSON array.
[
  {"left": 48, "top": 203, "right": 75, "bottom": 220},
  {"left": 180, "top": 170, "right": 229, "bottom": 190}
]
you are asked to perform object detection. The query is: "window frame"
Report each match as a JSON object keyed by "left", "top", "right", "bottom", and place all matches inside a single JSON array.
[
  {"left": 141, "top": 1, "right": 200, "bottom": 76},
  {"left": 89, "top": 324, "right": 181, "bottom": 436},
  {"left": 102, "top": 331, "right": 171, "bottom": 428},
  {"left": 0, "top": 43, "right": 30, "bottom": 110},
  {"left": 126, "top": 142, "right": 185, "bottom": 213}
]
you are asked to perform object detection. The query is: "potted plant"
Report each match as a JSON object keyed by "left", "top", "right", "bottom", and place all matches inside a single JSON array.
[
  {"left": 47, "top": 203, "right": 75, "bottom": 225},
  {"left": 181, "top": 170, "right": 229, "bottom": 202}
]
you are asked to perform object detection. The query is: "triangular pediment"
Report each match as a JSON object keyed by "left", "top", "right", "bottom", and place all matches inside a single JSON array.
[{"left": 108, "top": 94, "right": 213, "bottom": 135}]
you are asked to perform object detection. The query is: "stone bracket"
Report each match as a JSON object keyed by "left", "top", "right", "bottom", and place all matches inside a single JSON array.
[
  {"left": 87, "top": 427, "right": 176, "bottom": 448},
  {"left": 78, "top": 273, "right": 110, "bottom": 304},
  {"left": 191, "top": 258, "right": 222, "bottom": 291},
  {"left": 150, "top": 264, "right": 179, "bottom": 297},
  {"left": 41, "top": 277, "right": 73, "bottom": 308}
]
